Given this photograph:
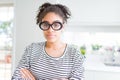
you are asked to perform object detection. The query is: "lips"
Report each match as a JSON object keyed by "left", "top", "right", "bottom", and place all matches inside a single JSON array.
[{"left": 46, "top": 34, "right": 56, "bottom": 38}]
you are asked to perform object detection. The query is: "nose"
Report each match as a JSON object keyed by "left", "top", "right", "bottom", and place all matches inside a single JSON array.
[{"left": 47, "top": 26, "right": 54, "bottom": 32}]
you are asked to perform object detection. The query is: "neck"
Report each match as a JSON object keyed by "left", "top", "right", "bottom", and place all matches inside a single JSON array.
[{"left": 45, "top": 41, "right": 65, "bottom": 49}]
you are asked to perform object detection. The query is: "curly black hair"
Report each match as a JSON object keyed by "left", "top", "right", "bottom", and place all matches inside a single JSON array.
[{"left": 36, "top": 2, "right": 71, "bottom": 25}]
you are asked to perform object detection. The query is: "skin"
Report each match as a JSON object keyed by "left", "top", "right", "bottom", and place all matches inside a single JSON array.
[{"left": 20, "top": 12, "right": 68, "bottom": 80}]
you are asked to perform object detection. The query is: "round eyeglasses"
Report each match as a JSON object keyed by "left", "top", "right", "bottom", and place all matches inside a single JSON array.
[{"left": 39, "top": 21, "right": 63, "bottom": 31}]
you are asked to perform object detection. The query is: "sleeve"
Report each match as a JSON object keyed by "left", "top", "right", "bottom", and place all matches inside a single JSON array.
[
  {"left": 69, "top": 49, "right": 85, "bottom": 80},
  {"left": 11, "top": 45, "right": 31, "bottom": 80}
]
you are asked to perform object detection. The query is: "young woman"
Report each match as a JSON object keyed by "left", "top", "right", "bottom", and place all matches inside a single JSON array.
[{"left": 12, "top": 2, "right": 85, "bottom": 80}]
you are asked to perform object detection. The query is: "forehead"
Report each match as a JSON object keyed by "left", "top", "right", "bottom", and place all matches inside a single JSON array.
[{"left": 42, "top": 12, "right": 63, "bottom": 23}]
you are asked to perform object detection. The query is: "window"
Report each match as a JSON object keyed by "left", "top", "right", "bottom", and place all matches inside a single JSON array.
[{"left": 0, "top": 6, "right": 13, "bottom": 80}]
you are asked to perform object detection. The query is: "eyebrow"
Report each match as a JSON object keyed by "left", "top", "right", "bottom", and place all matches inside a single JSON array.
[{"left": 42, "top": 20, "right": 63, "bottom": 23}]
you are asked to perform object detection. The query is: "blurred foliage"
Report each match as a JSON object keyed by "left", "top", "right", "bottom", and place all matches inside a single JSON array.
[
  {"left": 0, "top": 20, "right": 13, "bottom": 50},
  {"left": 0, "top": 21, "right": 12, "bottom": 35},
  {"left": 0, "top": 21, "right": 11, "bottom": 29},
  {"left": 80, "top": 45, "right": 86, "bottom": 55},
  {"left": 92, "top": 44, "right": 102, "bottom": 50},
  {"left": 72, "top": 44, "right": 86, "bottom": 55}
]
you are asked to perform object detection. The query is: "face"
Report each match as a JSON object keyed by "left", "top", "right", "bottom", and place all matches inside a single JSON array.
[{"left": 41, "top": 12, "right": 64, "bottom": 43}]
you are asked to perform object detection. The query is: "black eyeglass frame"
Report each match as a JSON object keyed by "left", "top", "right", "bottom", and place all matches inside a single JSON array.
[{"left": 39, "top": 21, "right": 63, "bottom": 31}]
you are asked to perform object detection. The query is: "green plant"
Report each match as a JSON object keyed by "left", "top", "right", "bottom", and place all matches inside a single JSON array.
[
  {"left": 80, "top": 45, "right": 86, "bottom": 55},
  {"left": 0, "top": 21, "right": 12, "bottom": 35},
  {"left": 92, "top": 44, "right": 102, "bottom": 51},
  {"left": 0, "top": 21, "right": 13, "bottom": 50}
]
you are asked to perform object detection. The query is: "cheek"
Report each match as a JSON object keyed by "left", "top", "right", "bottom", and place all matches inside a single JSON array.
[
  {"left": 56, "top": 28, "right": 64, "bottom": 37},
  {"left": 57, "top": 31, "right": 63, "bottom": 37},
  {"left": 43, "top": 32, "right": 47, "bottom": 37}
]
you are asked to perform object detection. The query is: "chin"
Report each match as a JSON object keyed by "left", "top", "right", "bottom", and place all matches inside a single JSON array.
[{"left": 47, "top": 39, "right": 57, "bottom": 43}]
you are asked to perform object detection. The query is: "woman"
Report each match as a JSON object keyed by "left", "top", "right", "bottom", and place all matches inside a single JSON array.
[{"left": 12, "top": 2, "right": 84, "bottom": 80}]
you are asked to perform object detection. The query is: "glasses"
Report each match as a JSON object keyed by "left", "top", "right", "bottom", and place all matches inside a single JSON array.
[{"left": 39, "top": 21, "right": 63, "bottom": 31}]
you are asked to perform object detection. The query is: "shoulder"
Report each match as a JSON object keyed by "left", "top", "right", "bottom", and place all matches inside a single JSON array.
[
  {"left": 23, "top": 42, "right": 45, "bottom": 57},
  {"left": 31, "top": 41, "right": 45, "bottom": 46},
  {"left": 24, "top": 41, "right": 45, "bottom": 51},
  {"left": 26, "top": 42, "right": 45, "bottom": 48}
]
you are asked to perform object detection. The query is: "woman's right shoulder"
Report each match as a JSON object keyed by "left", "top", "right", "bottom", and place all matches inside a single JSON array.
[{"left": 25, "top": 41, "right": 45, "bottom": 49}]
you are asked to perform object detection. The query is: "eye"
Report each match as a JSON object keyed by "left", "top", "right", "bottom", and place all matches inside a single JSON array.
[
  {"left": 52, "top": 22, "right": 62, "bottom": 30},
  {"left": 40, "top": 22, "right": 49, "bottom": 30}
]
